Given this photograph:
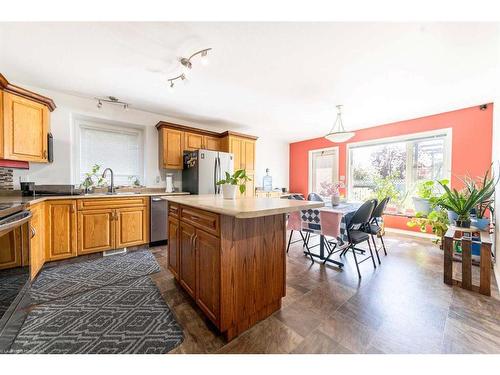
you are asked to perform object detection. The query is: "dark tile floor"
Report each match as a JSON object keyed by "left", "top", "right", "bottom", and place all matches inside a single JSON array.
[{"left": 149, "top": 232, "right": 500, "bottom": 354}]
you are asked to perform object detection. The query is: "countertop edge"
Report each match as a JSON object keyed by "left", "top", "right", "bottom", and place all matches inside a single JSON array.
[{"left": 162, "top": 196, "right": 324, "bottom": 218}]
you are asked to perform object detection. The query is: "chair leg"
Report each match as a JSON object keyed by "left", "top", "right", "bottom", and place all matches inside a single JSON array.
[
  {"left": 286, "top": 230, "right": 293, "bottom": 253},
  {"left": 367, "top": 239, "right": 377, "bottom": 269},
  {"left": 300, "top": 232, "right": 314, "bottom": 263},
  {"left": 351, "top": 245, "right": 362, "bottom": 278},
  {"left": 322, "top": 241, "right": 337, "bottom": 264},
  {"left": 380, "top": 234, "right": 388, "bottom": 256},
  {"left": 371, "top": 235, "right": 381, "bottom": 265}
]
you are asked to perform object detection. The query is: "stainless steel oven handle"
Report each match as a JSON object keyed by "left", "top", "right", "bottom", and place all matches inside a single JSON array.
[{"left": 0, "top": 211, "right": 32, "bottom": 234}]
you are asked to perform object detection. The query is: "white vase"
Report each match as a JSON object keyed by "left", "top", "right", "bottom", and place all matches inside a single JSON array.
[
  {"left": 221, "top": 184, "right": 237, "bottom": 199},
  {"left": 331, "top": 195, "right": 340, "bottom": 206}
]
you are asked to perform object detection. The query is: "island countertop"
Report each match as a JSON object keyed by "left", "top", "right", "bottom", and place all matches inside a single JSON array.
[{"left": 162, "top": 194, "right": 324, "bottom": 218}]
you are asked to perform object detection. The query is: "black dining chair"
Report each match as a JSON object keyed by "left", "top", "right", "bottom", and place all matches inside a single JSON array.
[
  {"left": 364, "top": 197, "right": 390, "bottom": 260},
  {"left": 340, "top": 199, "right": 378, "bottom": 278}
]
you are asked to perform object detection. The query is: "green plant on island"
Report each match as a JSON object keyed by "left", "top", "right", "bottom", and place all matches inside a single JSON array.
[{"left": 216, "top": 169, "right": 251, "bottom": 194}]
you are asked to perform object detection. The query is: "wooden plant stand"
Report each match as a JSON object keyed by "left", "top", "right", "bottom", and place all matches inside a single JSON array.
[{"left": 443, "top": 226, "right": 492, "bottom": 296}]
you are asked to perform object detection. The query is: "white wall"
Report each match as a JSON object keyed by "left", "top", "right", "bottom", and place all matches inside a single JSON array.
[
  {"left": 12, "top": 86, "right": 289, "bottom": 191},
  {"left": 494, "top": 41, "right": 500, "bottom": 284}
]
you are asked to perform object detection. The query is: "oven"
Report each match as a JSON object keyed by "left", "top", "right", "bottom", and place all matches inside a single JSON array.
[{"left": 0, "top": 203, "right": 32, "bottom": 353}]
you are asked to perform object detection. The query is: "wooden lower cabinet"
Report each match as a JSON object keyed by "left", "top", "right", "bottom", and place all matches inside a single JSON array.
[
  {"left": 167, "top": 216, "right": 180, "bottom": 279},
  {"left": 0, "top": 227, "right": 22, "bottom": 270},
  {"left": 45, "top": 200, "right": 77, "bottom": 261},
  {"left": 195, "top": 229, "right": 220, "bottom": 324},
  {"left": 30, "top": 203, "right": 45, "bottom": 278},
  {"left": 115, "top": 206, "right": 149, "bottom": 248},
  {"left": 77, "top": 209, "right": 115, "bottom": 255},
  {"left": 179, "top": 221, "right": 197, "bottom": 298}
]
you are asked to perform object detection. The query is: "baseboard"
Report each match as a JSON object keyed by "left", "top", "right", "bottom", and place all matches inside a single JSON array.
[{"left": 385, "top": 227, "right": 438, "bottom": 240}]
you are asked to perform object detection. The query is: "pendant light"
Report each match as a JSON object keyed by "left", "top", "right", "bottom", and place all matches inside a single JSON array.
[{"left": 325, "top": 105, "right": 355, "bottom": 143}]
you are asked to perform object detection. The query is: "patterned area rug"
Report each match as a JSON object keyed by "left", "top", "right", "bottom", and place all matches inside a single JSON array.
[
  {"left": 30, "top": 249, "right": 161, "bottom": 304},
  {"left": 10, "top": 276, "right": 184, "bottom": 354}
]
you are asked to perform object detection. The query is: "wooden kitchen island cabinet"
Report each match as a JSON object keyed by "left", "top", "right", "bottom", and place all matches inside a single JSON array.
[{"left": 165, "top": 196, "right": 323, "bottom": 341}]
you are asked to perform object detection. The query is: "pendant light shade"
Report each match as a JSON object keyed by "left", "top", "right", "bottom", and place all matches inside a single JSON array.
[{"left": 325, "top": 105, "right": 355, "bottom": 143}]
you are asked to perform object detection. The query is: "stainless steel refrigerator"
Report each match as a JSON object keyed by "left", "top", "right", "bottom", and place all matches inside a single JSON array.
[{"left": 182, "top": 149, "right": 234, "bottom": 195}]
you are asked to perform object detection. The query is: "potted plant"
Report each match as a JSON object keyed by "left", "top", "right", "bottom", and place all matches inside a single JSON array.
[
  {"left": 412, "top": 180, "right": 434, "bottom": 215},
  {"left": 80, "top": 164, "right": 107, "bottom": 194},
  {"left": 319, "top": 181, "right": 343, "bottom": 206},
  {"left": 407, "top": 209, "right": 449, "bottom": 245},
  {"left": 436, "top": 178, "right": 494, "bottom": 228},
  {"left": 216, "top": 169, "right": 251, "bottom": 199}
]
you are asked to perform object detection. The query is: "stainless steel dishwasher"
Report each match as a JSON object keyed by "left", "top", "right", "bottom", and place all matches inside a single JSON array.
[{"left": 150, "top": 196, "right": 168, "bottom": 245}]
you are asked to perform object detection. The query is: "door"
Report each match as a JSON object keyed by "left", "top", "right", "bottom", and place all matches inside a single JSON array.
[
  {"left": 115, "top": 206, "right": 149, "bottom": 248},
  {"left": 3, "top": 92, "right": 49, "bottom": 162},
  {"left": 195, "top": 229, "right": 220, "bottom": 324},
  {"left": 46, "top": 200, "right": 77, "bottom": 261},
  {"left": 179, "top": 221, "right": 196, "bottom": 298},
  {"left": 185, "top": 132, "right": 203, "bottom": 151},
  {"left": 160, "top": 128, "right": 184, "bottom": 169},
  {"left": 198, "top": 149, "right": 218, "bottom": 195},
  {"left": 168, "top": 216, "right": 180, "bottom": 279},
  {"left": 0, "top": 228, "right": 22, "bottom": 270},
  {"left": 308, "top": 147, "right": 339, "bottom": 198},
  {"left": 77, "top": 209, "right": 115, "bottom": 255},
  {"left": 203, "top": 135, "right": 220, "bottom": 151}
]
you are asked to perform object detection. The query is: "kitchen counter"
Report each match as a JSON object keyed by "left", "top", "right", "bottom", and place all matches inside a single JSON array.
[
  {"left": 162, "top": 194, "right": 323, "bottom": 218},
  {"left": 0, "top": 191, "right": 189, "bottom": 206}
]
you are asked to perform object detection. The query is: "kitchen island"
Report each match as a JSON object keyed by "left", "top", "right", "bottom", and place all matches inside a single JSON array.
[{"left": 162, "top": 195, "right": 323, "bottom": 341}]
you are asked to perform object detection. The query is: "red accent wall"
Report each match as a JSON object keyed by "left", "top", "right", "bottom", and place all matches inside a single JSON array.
[{"left": 289, "top": 104, "right": 494, "bottom": 232}]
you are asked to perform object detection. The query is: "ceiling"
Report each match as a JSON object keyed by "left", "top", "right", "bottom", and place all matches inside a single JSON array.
[{"left": 0, "top": 22, "right": 498, "bottom": 142}]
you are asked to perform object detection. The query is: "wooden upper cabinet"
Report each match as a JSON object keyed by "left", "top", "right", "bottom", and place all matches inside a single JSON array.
[
  {"left": 77, "top": 209, "right": 115, "bottom": 255},
  {"left": 156, "top": 122, "right": 257, "bottom": 170},
  {"left": 3, "top": 93, "right": 49, "bottom": 162},
  {"left": 115, "top": 206, "right": 149, "bottom": 248},
  {"left": 0, "top": 74, "right": 55, "bottom": 163},
  {"left": 195, "top": 229, "right": 220, "bottom": 324},
  {"left": 185, "top": 132, "right": 204, "bottom": 151},
  {"left": 203, "top": 135, "right": 220, "bottom": 151},
  {"left": 159, "top": 128, "right": 184, "bottom": 169},
  {"left": 46, "top": 200, "right": 77, "bottom": 261}
]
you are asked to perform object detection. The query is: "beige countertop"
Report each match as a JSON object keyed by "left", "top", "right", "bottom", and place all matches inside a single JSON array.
[
  {"left": 0, "top": 191, "right": 189, "bottom": 206},
  {"left": 162, "top": 194, "right": 324, "bottom": 219}
]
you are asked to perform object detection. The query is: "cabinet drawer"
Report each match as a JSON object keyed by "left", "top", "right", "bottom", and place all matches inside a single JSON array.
[
  {"left": 168, "top": 203, "right": 179, "bottom": 218},
  {"left": 180, "top": 206, "right": 219, "bottom": 236},
  {"left": 77, "top": 197, "right": 148, "bottom": 210}
]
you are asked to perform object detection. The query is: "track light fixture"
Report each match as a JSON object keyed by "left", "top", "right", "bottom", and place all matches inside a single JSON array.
[
  {"left": 94, "top": 96, "right": 130, "bottom": 111},
  {"left": 167, "top": 48, "right": 212, "bottom": 91}
]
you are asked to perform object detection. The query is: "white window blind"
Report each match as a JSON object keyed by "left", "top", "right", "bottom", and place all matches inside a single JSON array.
[{"left": 79, "top": 124, "right": 143, "bottom": 186}]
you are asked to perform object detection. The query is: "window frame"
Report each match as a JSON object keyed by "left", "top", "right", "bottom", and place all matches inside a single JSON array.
[
  {"left": 308, "top": 146, "right": 340, "bottom": 196},
  {"left": 346, "top": 128, "right": 453, "bottom": 201},
  {"left": 72, "top": 118, "right": 145, "bottom": 187}
]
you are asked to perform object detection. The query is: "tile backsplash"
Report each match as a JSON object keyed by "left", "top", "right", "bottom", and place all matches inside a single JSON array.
[{"left": 0, "top": 168, "right": 14, "bottom": 190}]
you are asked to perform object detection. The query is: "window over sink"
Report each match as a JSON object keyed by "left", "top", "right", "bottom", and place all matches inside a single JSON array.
[{"left": 74, "top": 119, "right": 144, "bottom": 187}]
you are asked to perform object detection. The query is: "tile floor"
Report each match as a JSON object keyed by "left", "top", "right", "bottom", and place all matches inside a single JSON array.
[{"left": 150, "top": 232, "right": 500, "bottom": 354}]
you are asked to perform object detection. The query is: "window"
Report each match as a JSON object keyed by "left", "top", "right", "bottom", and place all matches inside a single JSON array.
[
  {"left": 75, "top": 120, "right": 144, "bottom": 186},
  {"left": 308, "top": 147, "right": 339, "bottom": 198},
  {"left": 347, "top": 129, "right": 451, "bottom": 209}
]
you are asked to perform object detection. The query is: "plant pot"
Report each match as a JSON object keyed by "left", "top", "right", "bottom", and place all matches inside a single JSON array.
[
  {"left": 454, "top": 218, "right": 471, "bottom": 228},
  {"left": 447, "top": 210, "right": 458, "bottom": 222},
  {"left": 472, "top": 217, "right": 490, "bottom": 231},
  {"left": 221, "top": 184, "right": 237, "bottom": 199},
  {"left": 412, "top": 197, "right": 431, "bottom": 215},
  {"left": 331, "top": 195, "right": 340, "bottom": 206}
]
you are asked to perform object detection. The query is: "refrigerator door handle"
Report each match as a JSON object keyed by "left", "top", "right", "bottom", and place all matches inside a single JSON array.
[
  {"left": 216, "top": 156, "right": 221, "bottom": 194},
  {"left": 213, "top": 156, "right": 218, "bottom": 195}
]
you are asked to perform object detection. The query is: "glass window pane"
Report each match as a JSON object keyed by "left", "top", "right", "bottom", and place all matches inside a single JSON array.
[{"left": 311, "top": 150, "right": 338, "bottom": 198}]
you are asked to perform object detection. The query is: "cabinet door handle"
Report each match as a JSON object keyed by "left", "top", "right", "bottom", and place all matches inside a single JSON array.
[{"left": 30, "top": 226, "right": 36, "bottom": 239}]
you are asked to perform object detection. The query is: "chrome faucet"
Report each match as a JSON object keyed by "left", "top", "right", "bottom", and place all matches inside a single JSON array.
[{"left": 102, "top": 168, "right": 115, "bottom": 194}]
